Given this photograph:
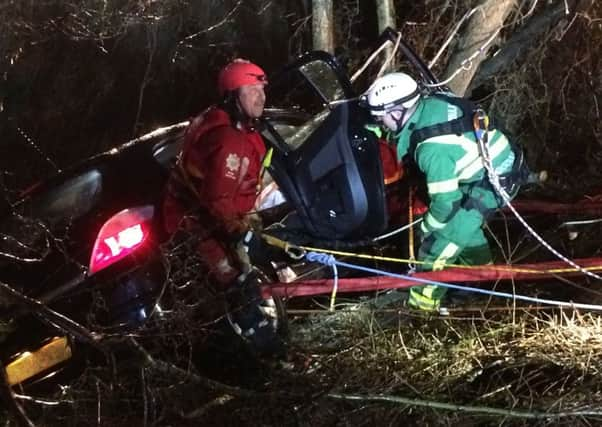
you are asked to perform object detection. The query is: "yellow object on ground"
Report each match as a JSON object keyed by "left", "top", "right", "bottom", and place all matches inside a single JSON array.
[{"left": 5, "top": 336, "right": 72, "bottom": 386}]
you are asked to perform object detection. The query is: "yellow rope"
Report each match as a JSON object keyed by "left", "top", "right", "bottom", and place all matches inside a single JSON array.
[
  {"left": 261, "top": 234, "right": 602, "bottom": 275},
  {"left": 297, "top": 244, "right": 602, "bottom": 275},
  {"left": 408, "top": 187, "right": 416, "bottom": 266},
  {"left": 256, "top": 147, "right": 273, "bottom": 194}
]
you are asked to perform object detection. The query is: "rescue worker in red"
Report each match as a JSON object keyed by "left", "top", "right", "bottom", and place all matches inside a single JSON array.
[{"left": 163, "top": 59, "right": 282, "bottom": 356}]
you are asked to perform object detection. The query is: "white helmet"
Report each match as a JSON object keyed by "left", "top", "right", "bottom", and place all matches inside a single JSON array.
[{"left": 362, "top": 72, "right": 420, "bottom": 116}]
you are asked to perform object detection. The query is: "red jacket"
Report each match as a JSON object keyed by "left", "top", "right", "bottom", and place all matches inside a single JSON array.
[{"left": 164, "top": 107, "right": 266, "bottom": 235}]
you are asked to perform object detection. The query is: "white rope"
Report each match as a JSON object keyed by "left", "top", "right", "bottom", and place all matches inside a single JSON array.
[
  {"left": 429, "top": 8, "right": 479, "bottom": 69},
  {"left": 426, "top": 0, "right": 554, "bottom": 88},
  {"left": 561, "top": 218, "right": 602, "bottom": 227},
  {"left": 476, "top": 122, "right": 602, "bottom": 281},
  {"left": 376, "top": 31, "right": 402, "bottom": 78},
  {"left": 350, "top": 40, "right": 391, "bottom": 83},
  {"left": 424, "top": 28, "right": 501, "bottom": 88},
  {"left": 330, "top": 32, "right": 402, "bottom": 108},
  {"left": 350, "top": 30, "right": 402, "bottom": 83},
  {"left": 372, "top": 218, "right": 423, "bottom": 242}
]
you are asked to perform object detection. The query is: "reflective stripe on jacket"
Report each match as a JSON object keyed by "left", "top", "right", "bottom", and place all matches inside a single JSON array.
[{"left": 395, "top": 96, "right": 514, "bottom": 234}]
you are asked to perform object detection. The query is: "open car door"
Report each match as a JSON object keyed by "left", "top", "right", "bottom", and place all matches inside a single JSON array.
[{"left": 263, "top": 52, "right": 388, "bottom": 241}]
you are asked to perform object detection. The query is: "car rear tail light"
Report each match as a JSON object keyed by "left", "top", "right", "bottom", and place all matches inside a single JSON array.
[{"left": 88, "top": 206, "right": 154, "bottom": 275}]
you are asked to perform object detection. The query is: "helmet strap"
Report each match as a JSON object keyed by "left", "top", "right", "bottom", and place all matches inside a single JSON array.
[
  {"left": 392, "top": 109, "right": 407, "bottom": 131},
  {"left": 221, "top": 90, "right": 250, "bottom": 127},
  {"left": 392, "top": 102, "right": 418, "bottom": 131}
]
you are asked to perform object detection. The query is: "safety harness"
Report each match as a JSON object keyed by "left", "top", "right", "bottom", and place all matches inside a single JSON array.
[
  {"left": 407, "top": 93, "right": 530, "bottom": 208},
  {"left": 407, "top": 93, "right": 492, "bottom": 159}
]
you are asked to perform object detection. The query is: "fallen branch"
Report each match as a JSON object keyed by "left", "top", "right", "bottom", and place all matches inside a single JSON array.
[
  {"left": 129, "top": 338, "right": 261, "bottom": 399},
  {"left": 326, "top": 392, "right": 602, "bottom": 419},
  {"left": 0, "top": 281, "right": 102, "bottom": 346}
]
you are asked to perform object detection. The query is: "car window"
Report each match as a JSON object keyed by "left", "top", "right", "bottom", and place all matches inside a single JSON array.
[
  {"left": 20, "top": 170, "right": 103, "bottom": 225},
  {"left": 273, "top": 110, "right": 330, "bottom": 151},
  {"left": 299, "top": 60, "right": 346, "bottom": 104},
  {"left": 269, "top": 60, "right": 344, "bottom": 113},
  {"left": 266, "top": 57, "right": 349, "bottom": 151}
]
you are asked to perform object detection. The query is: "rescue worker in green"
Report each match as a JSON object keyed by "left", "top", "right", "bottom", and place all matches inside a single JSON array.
[{"left": 362, "top": 72, "right": 525, "bottom": 311}]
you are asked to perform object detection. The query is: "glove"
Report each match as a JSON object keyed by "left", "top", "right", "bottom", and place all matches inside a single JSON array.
[
  {"left": 235, "top": 230, "right": 269, "bottom": 268},
  {"left": 221, "top": 211, "right": 262, "bottom": 236},
  {"left": 246, "top": 212, "right": 263, "bottom": 232},
  {"left": 227, "top": 271, "right": 261, "bottom": 307}
]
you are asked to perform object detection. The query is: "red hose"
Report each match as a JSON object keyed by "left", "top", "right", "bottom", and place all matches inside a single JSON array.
[{"left": 263, "top": 257, "right": 602, "bottom": 299}]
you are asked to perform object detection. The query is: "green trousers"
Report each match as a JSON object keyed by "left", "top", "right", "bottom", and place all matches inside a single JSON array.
[{"left": 408, "top": 184, "right": 500, "bottom": 311}]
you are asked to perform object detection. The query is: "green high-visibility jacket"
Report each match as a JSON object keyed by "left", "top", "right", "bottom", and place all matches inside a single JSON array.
[{"left": 394, "top": 95, "right": 515, "bottom": 235}]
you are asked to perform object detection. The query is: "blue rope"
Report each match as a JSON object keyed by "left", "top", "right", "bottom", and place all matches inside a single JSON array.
[
  {"left": 306, "top": 252, "right": 337, "bottom": 266},
  {"left": 305, "top": 252, "right": 602, "bottom": 312},
  {"left": 306, "top": 252, "right": 338, "bottom": 311}
]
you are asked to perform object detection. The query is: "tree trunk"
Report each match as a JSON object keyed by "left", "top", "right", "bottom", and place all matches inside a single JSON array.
[
  {"left": 443, "top": 0, "right": 516, "bottom": 96},
  {"left": 312, "top": 0, "right": 334, "bottom": 52},
  {"left": 376, "top": 0, "right": 397, "bottom": 71},
  {"left": 468, "top": 2, "right": 565, "bottom": 94}
]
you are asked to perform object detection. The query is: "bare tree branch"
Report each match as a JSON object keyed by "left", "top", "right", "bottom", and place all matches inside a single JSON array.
[
  {"left": 132, "top": 23, "right": 158, "bottom": 137},
  {"left": 171, "top": 0, "right": 244, "bottom": 61},
  {"left": 129, "top": 338, "right": 259, "bottom": 399},
  {"left": 0, "top": 281, "right": 103, "bottom": 346},
  {"left": 326, "top": 391, "right": 602, "bottom": 419}
]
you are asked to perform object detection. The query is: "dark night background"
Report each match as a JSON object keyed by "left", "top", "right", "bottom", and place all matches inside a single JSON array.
[{"left": 1, "top": 1, "right": 602, "bottom": 425}]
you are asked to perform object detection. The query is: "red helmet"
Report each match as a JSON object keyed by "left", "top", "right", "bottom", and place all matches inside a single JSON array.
[{"left": 217, "top": 59, "right": 267, "bottom": 95}]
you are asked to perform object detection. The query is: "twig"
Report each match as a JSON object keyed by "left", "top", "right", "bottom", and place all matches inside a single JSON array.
[
  {"left": 96, "top": 378, "right": 101, "bottom": 426},
  {"left": 0, "top": 213, "right": 53, "bottom": 263},
  {"left": 129, "top": 338, "right": 260, "bottom": 399},
  {"left": 132, "top": 22, "right": 157, "bottom": 137},
  {"left": 13, "top": 393, "right": 72, "bottom": 405},
  {"left": 181, "top": 394, "right": 235, "bottom": 419},
  {"left": 141, "top": 368, "right": 148, "bottom": 427},
  {"left": 0, "top": 281, "right": 102, "bottom": 346},
  {"left": 172, "top": 1, "right": 243, "bottom": 60},
  {"left": 14, "top": 125, "right": 61, "bottom": 173}
]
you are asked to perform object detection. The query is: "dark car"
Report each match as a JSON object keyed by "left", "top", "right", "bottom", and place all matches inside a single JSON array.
[
  {"left": 0, "top": 29, "right": 430, "bottom": 388},
  {"left": 0, "top": 123, "right": 187, "bottom": 387}
]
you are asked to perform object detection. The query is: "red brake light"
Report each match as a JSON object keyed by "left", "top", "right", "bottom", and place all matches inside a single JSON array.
[{"left": 88, "top": 206, "right": 154, "bottom": 275}]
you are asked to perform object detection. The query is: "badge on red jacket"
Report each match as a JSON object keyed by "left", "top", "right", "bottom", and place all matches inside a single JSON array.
[{"left": 225, "top": 153, "right": 241, "bottom": 180}]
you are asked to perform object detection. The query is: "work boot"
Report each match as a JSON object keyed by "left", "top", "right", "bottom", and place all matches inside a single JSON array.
[
  {"left": 407, "top": 284, "right": 447, "bottom": 312},
  {"left": 226, "top": 273, "right": 286, "bottom": 358}
]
